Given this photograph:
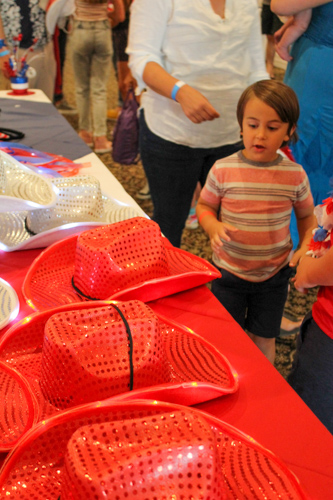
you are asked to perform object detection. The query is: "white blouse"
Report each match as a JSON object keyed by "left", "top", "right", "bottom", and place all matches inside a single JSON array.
[{"left": 127, "top": 0, "right": 268, "bottom": 148}]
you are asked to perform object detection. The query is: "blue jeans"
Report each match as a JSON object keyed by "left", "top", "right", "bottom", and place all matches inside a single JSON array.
[{"left": 139, "top": 110, "right": 242, "bottom": 247}]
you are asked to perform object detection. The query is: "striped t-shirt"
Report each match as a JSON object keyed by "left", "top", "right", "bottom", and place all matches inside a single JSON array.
[{"left": 200, "top": 151, "right": 313, "bottom": 282}]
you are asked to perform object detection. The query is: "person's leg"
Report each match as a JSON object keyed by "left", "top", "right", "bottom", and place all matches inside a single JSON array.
[
  {"left": 90, "top": 20, "right": 112, "bottom": 151},
  {"left": 23, "top": 41, "right": 56, "bottom": 101},
  {"left": 246, "top": 265, "right": 293, "bottom": 363},
  {"left": 71, "top": 21, "right": 93, "bottom": 139},
  {"left": 211, "top": 268, "right": 248, "bottom": 330},
  {"left": 265, "top": 34, "right": 276, "bottom": 79},
  {"left": 139, "top": 111, "right": 204, "bottom": 247},
  {"left": 288, "top": 313, "right": 333, "bottom": 434}
]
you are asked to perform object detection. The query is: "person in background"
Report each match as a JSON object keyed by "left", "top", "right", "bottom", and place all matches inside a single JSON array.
[
  {"left": 290, "top": 196, "right": 333, "bottom": 434},
  {"left": 71, "top": 0, "right": 124, "bottom": 153},
  {"left": 0, "top": 0, "right": 56, "bottom": 101},
  {"left": 53, "top": 20, "right": 77, "bottom": 114},
  {"left": 271, "top": 0, "right": 333, "bottom": 249},
  {"left": 197, "top": 80, "right": 315, "bottom": 364},
  {"left": 261, "top": 0, "right": 283, "bottom": 79},
  {"left": 127, "top": 0, "right": 268, "bottom": 248}
]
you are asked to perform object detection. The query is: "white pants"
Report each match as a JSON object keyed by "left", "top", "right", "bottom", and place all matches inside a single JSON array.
[{"left": 71, "top": 19, "right": 112, "bottom": 137}]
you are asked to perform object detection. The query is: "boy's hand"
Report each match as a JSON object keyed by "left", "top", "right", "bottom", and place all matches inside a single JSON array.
[
  {"left": 208, "top": 221, "right": 238, "bottom": 255},
  {"left": 292, "top": 255, "right": 313, "bottom": 293},
  {"left": 289, "top": 245, "right": 308, "bottom": 267}
]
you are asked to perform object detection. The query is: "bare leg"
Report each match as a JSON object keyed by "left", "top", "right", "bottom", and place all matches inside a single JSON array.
[
  {"left": 247, "top": 332, "right": 276, "bottom": 364},
  {"left": 265, "top": 34, "right": 276, "bottom": 79}
]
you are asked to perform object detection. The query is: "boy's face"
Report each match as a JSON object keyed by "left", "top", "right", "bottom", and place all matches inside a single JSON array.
[{"left": 241, "top": 97, "right": 293, "bottom": 163}]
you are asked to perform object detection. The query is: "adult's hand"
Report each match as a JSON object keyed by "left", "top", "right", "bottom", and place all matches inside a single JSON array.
[{"left": 176, "top": 85, "right": 220, "bottom": 124}]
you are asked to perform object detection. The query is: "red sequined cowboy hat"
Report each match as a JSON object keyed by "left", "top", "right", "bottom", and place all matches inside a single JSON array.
[
  {"left": 0, "top": 400, "right": 307, "bottom": 499},
  {"left": 0, "top": 300, "right": 238, "bottom": 451},
  {"left": 23, "top": 217, "right": 221, "bottom": 311}
]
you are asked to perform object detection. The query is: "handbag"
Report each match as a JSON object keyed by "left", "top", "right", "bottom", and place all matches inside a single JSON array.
[{"left": 112, "top": 87, "right": 139, "bottom": 165}]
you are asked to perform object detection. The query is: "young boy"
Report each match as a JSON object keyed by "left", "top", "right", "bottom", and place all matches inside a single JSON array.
[{"left": 196, "top": 80, "right": 316, "bottom": 363}]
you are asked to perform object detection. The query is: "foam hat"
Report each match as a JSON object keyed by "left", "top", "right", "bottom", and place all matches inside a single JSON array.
[
  {"left": 0, "top": 278, "right": 20, "bottom": 331},
  {"left": 0, "top": 400, "right": 307, "bottom": 499},
  {"left": 0, "top": 300, "right": 238, "bottom": 450},
  {"left": 23, "top": 217, "right": 221, "bottom": 310},
  {"left": 0, "top": 149, "right": 56, "bottom": 211},
  {"left": 0, "top": 174, "right": 142, "bottom": 252}
]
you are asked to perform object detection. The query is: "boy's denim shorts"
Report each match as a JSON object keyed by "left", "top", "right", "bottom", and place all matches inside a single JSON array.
[{"left": 211, "top": 265, "right": 293, "bottom": 338}]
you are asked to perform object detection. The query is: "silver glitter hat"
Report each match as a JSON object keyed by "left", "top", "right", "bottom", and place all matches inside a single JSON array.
[
  {"left": 0, "top": 278, "right": 19, "bottom": 331},
  {"left": 0, "top": 175, "right": 143, "bottom": 252},
  {"left": 0, "top": 150, "right": 56, "bottom": 211}
]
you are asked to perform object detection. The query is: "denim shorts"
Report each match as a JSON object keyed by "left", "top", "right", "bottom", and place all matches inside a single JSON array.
[{"left": 211, "top": 265, "right": 293, "bottom": 338}]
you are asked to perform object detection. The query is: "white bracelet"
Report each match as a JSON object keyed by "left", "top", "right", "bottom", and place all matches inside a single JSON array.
[{"left": 171, "top": 80, "right": 186, "bottom": 101}]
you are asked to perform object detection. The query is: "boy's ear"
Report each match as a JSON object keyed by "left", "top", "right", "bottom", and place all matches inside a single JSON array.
[{"left": 286, "top": 125, "right": 296, "bottom": 141}]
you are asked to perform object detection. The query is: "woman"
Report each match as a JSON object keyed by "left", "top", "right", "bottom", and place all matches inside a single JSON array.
[
  {"left": 271, "top": 0, "right": 333, "bottom": 247},
  {"left": 71, "top": 0, "right": 124, "bottom": 153},
  {"left": 127, "top": 0, "right": 268, "bottom": 247}
]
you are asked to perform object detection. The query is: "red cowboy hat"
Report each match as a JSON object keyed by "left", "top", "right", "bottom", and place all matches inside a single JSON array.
[
  {"left": 23, "top": 217, "right": 221, "bottom": 311},
  {"left": 0, "top": 300, "right": 237, "bottom": 451},
  {"left": 0, "top": 400, "right": 307, "bottom": 499}
]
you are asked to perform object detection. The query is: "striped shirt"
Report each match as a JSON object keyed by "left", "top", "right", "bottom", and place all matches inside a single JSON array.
[{"left": 200, "top": 151, "right": 313, "bottom": 282}]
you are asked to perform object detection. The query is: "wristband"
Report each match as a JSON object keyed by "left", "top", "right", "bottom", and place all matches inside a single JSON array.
[
  {"left": 0, "top": 50, "right": 10, "bottom": 57},
  {"left": 198, "top": 210, "right": 215, "bottom": 224},
  {"left": 171, "top": 80, "right": 186, "bottom": 101}
]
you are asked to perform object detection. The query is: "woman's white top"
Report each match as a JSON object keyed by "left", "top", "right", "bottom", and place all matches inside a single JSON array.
[{"left": 127, "top": 0, "right": 268, "bottom": 148}]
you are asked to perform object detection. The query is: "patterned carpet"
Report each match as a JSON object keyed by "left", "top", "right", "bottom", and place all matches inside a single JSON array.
[{"left": 44, "top": 55, "right": 321, "bottom": 378}]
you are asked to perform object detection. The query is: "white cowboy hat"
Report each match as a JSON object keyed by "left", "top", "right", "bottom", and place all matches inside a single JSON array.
[
  {"left": 0, "top": 278, "right": 19, "bottom": 331},
  {"left": 0, "top": 149, "right": 56, "bottom": 212},
  {"left": 45, "top": 0, "right": 75, "bottom": 35},
  {"left": 0, "top": 174, "right": 143, "bottom": 252}
]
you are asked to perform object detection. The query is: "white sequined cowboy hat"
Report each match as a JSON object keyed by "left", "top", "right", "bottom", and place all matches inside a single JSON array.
[
  {"left": 0, "top": 400, "right": 307, "bottom": 500},
  {"left": 45, "top": 0, "right": 75, "bottom": 35},
  {"left": 0, "top": 299, "right": 238, "bottom": 451},
  {"left": 0, "top": 278, "right": 20, "bottom": 331},
  {"left": 0, "top": 149, "right": 56, "bottom": 211},
  {"left": 23, "top": 216, "right": 221, "bottom": 310},
  {"left": 0, "top": 174, "right": 143, "bottom": 252}
]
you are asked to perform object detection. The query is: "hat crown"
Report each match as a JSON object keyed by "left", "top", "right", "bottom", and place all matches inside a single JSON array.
[
  {"left": 40, "top": 301, "right": 169, "bottom": 408},
  {"left": 0, "top": 151, "right": 54, "bottom": 203},
  {"left": 26, "top": 176, "right": 105, "bottom": 233},
  {"left": 73, "top": 218, "right": 169, "bottom": 300},
  {"left": 61, "top": 410, "right": 225, "bottom": 500}
]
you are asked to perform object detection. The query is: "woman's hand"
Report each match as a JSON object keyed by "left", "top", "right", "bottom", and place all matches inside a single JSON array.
[{"left": 176, "top": 85, "right": 220, "bottom": 124}]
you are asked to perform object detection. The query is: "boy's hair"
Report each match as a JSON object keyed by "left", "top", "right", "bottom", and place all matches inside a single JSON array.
[{"left": 237, "top": 80, "right": 299, "bottom": 147}]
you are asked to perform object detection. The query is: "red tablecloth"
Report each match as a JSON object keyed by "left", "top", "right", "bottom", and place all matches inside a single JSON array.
[{"left": 1, "top": 248, "right": 333, "bottom": 499}]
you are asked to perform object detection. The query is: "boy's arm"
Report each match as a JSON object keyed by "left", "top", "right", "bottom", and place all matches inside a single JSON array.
[
  {"left": 290, "top": 205, "right": 317, "bottom": 267},
  {"left": 274, "top": 10, "right": 312, "bottom": 61},
  {"left": 196, "top": 197, "right": 238, "bottom": 255},
  {"left": 293, "top": 246, "right": 333, "bottom": 293}
]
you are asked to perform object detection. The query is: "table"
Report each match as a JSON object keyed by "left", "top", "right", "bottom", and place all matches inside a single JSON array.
[{"left": 0, "top": 91, "right": 333, "bottom": 499}]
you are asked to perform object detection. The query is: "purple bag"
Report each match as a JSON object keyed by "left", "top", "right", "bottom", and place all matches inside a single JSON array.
[{"left": 112, "top": 88, "right": 139, "bottom": 165}]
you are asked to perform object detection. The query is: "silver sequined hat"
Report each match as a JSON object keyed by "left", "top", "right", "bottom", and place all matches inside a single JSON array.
[
  {"left": 0, "top": 149, "right": 56, "bottom": 211},
  {"left": 0, "top": 278, "right": 19, "bottom": 331},
  {"left": 0, "top": 175, "right": 143, "bottom": 252}
]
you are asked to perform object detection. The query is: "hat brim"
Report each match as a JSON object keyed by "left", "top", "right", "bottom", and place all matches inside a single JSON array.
[
  {"left": 0, "top": 150, "right": 56, "bottom": 211},
  {"left": 0, "top": 400, "right": 307, "bottom": 499},
  {"left": 0, "top": 361, "right": 38, "bottom": 452},
  {"left": 0, "top": 201, "right": 143, "bottom": 252},
  {"left": 0, "top": 278, "right": 20, "bottom": 331},
  {"left": 0, "top": 300, "right": 237, "bottom": 448},
  {"left": 22, "top": 229, "right": 221, "bottom": 310}
]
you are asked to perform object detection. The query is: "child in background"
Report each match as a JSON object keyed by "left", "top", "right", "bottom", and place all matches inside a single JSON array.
[
  {"left": 196, "top": 80, "right": 316, "bottom": 363},
  {"left": 289, "top": 195, "right": 333, "bottom": 434},
  {"left": 274, "top": 9, "right": 312, "bottom": 61}
]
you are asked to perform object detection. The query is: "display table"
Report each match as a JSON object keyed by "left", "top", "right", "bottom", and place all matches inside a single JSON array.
[{"left": 0, "top": 90, "right": 332, "bottom": 499}]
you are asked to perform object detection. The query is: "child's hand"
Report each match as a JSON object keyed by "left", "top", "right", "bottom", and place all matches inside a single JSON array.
[
  {"left": 292, "top": 255, "right": 313, "bottom": 294},
  {"left": 289, "top": 245, "right": 308, "bottom": 267},
  {"left": 209, "top": 222, "right": 238, "bottom": 255}
]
